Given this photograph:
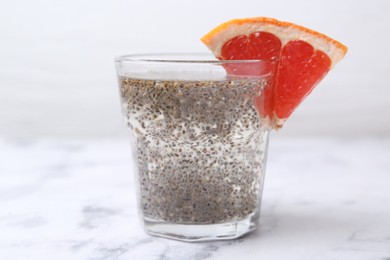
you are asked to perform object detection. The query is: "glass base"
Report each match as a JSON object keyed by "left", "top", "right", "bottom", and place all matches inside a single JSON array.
[{"left": 143, "top": 213, "right": 259, "bottom": 242}]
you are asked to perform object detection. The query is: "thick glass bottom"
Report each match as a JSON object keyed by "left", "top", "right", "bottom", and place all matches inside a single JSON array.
[{"left": 143, "top": 213, "right": 259, "bottom": 242}]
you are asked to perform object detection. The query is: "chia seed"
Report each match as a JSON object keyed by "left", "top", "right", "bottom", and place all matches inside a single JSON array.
[{"left": 120, "top": 77, "right": 270, "bottom": 224}]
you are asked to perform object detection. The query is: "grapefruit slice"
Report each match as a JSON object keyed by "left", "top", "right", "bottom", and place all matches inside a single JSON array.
[{"left": 201, "top": 17, "right": 347, "bottom": 128}]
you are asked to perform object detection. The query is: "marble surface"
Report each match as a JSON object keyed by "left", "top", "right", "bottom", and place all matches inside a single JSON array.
[{"left": 1, "top": 136, "right": 390, "bottom": 260}]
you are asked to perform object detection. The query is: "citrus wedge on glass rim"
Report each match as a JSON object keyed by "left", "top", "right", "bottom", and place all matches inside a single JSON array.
[{"left": 201, "top": 17, "right": 348, "bottom": 129}]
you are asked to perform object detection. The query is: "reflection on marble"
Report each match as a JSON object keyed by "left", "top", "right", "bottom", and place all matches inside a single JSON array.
[{"left": 0, "top": 137, "right": 390, "bottom": 260}]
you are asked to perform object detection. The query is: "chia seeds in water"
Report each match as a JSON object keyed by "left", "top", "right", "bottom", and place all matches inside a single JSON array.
[{"left": 120, "top": 77, "right": 270, "bottom": 224}]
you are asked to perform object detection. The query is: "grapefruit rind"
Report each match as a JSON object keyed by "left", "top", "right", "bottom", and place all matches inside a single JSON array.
[{"left": 201, "top": 17, "right": 347, "bottom": 68}]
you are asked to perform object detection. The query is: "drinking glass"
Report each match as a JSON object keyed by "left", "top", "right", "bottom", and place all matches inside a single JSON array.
[{"left": 115, "top": 54, "right": 275, "bottom": 242}]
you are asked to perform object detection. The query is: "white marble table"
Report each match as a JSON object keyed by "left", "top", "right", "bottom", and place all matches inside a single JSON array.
[{"left": 1, "top": 136, "right": 389, "bottom": 260}]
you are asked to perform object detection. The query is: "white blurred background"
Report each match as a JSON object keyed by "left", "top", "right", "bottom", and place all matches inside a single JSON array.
[{"left": 0, "top": 0, "right": 389, "bottom": 139}]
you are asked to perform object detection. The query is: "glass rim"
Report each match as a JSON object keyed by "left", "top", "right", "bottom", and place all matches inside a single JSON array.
[{"left": 114, "top": 53, "right": 277, "bottom": 65}]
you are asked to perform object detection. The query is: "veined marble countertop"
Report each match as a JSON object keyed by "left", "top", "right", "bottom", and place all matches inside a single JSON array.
[{"left": 1, "top": 137, "right": 389, "bottom": 260}]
